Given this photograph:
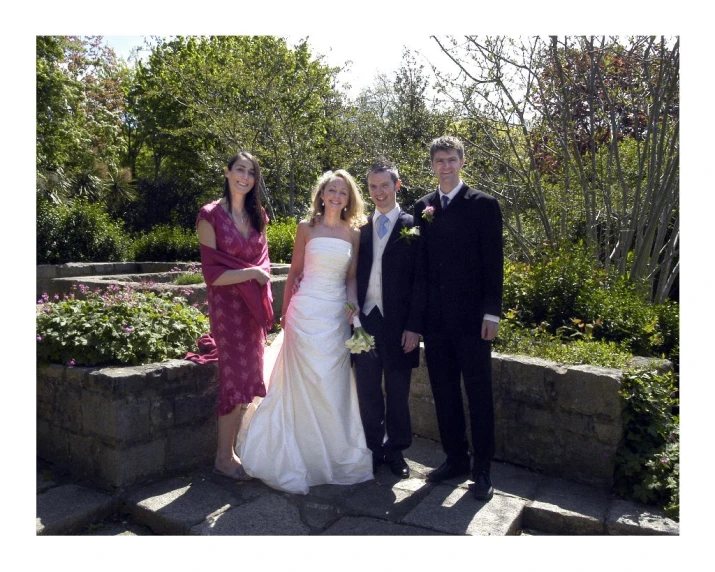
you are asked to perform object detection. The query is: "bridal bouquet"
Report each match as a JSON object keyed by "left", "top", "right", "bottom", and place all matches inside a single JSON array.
[{"left": 344, "top": 303, "right": 376, "bottom": 355}]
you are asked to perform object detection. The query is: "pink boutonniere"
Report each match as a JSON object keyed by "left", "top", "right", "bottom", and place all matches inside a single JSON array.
[{"left": 422, "top": 206, "right": 435, "bottom": 223}]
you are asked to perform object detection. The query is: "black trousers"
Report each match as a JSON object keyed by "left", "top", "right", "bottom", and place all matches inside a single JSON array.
[
  {"left": 424, "top": 332, "right": 495, "bottom": 474},
  {"left": 353, "top": 307, "right": 412, "bottom": 461}
]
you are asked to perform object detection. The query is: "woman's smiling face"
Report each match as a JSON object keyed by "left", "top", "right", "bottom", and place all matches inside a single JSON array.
[
  {"left": 225, "top": 157, "right": 256, "bottom": 195},
  {"left": 321, "top": 177, "right": 349, "bottom": 211}
]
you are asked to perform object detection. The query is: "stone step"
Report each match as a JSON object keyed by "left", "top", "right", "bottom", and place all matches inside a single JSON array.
[
  {"left": 36, "top": 483, "right": 117, "bottom": 535},
  {"left": 36, "top": 436, "right": 679, "bottom": 536}
]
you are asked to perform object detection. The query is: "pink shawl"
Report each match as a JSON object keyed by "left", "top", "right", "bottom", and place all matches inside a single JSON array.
[{"left": 200, "top": 242, "right": 274, "bottom": 331}]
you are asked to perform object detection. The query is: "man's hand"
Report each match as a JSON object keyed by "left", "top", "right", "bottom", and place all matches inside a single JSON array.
[
  {"left": 292, "top": 272, "right": 304, "bottom": 295},
  {"left": 481, "top": 319, "right": 499, "bottom": 341},
  {"left": 401, "top": 330, "right": 420, "bottom": 353}
]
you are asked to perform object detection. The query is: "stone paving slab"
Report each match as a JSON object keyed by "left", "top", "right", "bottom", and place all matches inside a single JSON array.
[
  {"left": 191, "top": 492, "right": 310, "bottom": 535},
  {"left": 402, "top": 484, "right": 526, "bottom": 535},
  {"left": 37, "top": 484, "right": 117, "bottom": 535},
  {"left": 342, "top": 475, "right": 433, "bottom": 521},
  {"left": 523, "top": 477, "right": 611, "bottom": 534},
  {"left": 490, "top": 461, "right": 544, "bottom": 500},
  {"left": 296, "top": 500, "right": 342, "bottom": 530},
  {"left": 123, "top": 475, "right": 260, "bottom": 535},
  {"left": 606, "top": 499, "right": 679, "bottom": 535},
  {"left": 83, "top": 515, "right": 152, "bottom": 536},
  {"left": 322, "top": 516, "right": 450, "bottom": 535},
  {"left": 36, "top": 470, "right": 56, "bottom": 493}
]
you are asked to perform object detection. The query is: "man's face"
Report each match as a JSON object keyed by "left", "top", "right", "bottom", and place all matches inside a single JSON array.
[
  {"left": 431, "top": 149, "right": 465, "bottom": 191},
  {"left": 367, "top": 170, "right": 400, "bottom": 214}
]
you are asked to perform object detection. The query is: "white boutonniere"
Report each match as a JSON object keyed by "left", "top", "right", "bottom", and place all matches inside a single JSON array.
[{"left": 399, "top": 226, "right": 420, "bottom": 243}]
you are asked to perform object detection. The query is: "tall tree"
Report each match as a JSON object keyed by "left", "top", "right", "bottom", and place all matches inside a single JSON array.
[
  {"left": 431, "top": 35, "right": 678, "bottom": 301},
  {"left": 36, "top": 35, "right": 130, "bottom": 207},
  {"left": 129, "top": 36, "right": 341, "bottom": 217}
]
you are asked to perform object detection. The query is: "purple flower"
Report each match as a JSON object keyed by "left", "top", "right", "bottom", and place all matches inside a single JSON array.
[
  {"left": 53, "top": 294, "right": 60, "bottom": 300},
  {"left": 44, "top": 307, "right": 52, "bottom": 313},
  {"left": 123, "top": 326, "right": 133, "bottom": 334},
  {"left": 36, "top": 334, "right": 42, "bottom": 342},
  {"left": 66, "top": 359, "right": 76, "bottom": 367},
  {"left": 422, "top": 206, "right": 436, "bottom": 223},
  {"left": 660, "top": 457, "right": 669, "bottom": 465},
  {"left": 182, "top": 289, "right": 193, "bottom": 296}
]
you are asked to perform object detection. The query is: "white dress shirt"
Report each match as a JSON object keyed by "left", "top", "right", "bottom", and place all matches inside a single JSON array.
[
  {"left": 438, "top": 181, "right": 499, "bottom": 325},
  {"left": 363, "top": 204, "right": 401, "bottom": 316}
]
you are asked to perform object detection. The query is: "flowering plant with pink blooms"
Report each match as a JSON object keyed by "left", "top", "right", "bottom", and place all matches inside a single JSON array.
[
  {"left": 36, "top": 283, "right": 209, "bottom": 367},
  {"left": 422, "top": 206, "right": 435, "bottom": 223}
]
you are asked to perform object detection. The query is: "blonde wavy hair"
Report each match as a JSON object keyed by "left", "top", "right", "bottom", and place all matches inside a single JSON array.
[{"left": 308, "top": 169, "right": 366, "bottom": 229}]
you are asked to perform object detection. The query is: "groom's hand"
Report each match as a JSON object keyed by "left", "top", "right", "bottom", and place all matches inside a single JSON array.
[
  {"left": 481, "top": 319, "right": 499, "bottom": 341},
  {"left": 292, "top": 272, "right": 304, "bottom": 295}
]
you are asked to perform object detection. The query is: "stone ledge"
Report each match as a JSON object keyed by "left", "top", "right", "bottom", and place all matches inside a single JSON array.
[
  {"left": 38, "top": 346, "right": 671, "bottom": 490},
  {"left": 36, "top": 484, "right": 117, "bottom": 535}
]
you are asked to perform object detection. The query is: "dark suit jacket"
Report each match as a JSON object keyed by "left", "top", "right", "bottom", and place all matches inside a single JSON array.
[
  {"left": 414, "top": 184, "right": 503, "bottom": 338},
  {"left": 356, "top": 209, "right": 426, "bottom": 371}
]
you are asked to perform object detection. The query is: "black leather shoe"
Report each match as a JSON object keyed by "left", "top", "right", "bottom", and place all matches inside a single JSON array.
[
  {"left": 389, "top": 457, "right": 410, "bottom": 479},
  {"left": 427, "top": 460, "right": 471, "bottom": 482},
  {"left": 472, "top": 471, "right": 494, "bottom": 501}
]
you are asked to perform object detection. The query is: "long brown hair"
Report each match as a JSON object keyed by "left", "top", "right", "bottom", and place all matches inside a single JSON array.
[{"left": 222, "top": 151, "right": 266, "bottom": 233}]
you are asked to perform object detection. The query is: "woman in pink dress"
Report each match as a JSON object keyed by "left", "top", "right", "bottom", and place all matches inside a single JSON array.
[{"left": 197, "top": 151, "right": 273, "bottom": 480}]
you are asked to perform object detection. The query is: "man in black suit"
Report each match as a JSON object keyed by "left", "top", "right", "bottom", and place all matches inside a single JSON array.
[
  {"left": 354, "top": 158, "right": 425, "bottom": 479},
  {"left": 413, "top": 136, "right": 503, "bottom": 501}
]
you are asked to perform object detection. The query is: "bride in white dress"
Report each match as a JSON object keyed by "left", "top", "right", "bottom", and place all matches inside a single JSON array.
[{"left": 237, "top": 169, "right": 374, "bottom": 494}]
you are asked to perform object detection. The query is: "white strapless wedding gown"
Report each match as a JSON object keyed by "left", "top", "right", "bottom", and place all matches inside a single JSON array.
[{"left": 237, "top": 237, "right": 373, "bottom": 494}]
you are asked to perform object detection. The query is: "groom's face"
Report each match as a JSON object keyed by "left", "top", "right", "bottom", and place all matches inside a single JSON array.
[{"left": 367, "top": 170, "right": 400, "bottom": 214}]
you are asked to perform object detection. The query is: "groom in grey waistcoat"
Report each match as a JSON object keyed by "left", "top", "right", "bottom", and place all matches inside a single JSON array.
[{"left": 354, "top": 158, "right": 426, "bottom": 478}]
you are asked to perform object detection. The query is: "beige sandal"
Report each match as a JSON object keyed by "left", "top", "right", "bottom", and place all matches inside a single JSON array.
[{"left": 213, "top": 464, "right": 253, "bottom": 482}]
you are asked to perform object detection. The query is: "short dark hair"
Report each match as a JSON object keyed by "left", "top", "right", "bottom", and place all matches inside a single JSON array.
[
  {"left": 366, "top": 157, "right": 400, "bottom": 185},
  {"left": 429, "top": 136, "right": 464, "bottom": 161}
]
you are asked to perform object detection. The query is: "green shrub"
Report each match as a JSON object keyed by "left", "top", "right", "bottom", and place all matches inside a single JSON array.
[
  {"left": 36, "top": 284, "right": 209, "bottom": 366},
  {"left": 37, "top": 198, "right": 131, "bottom": 264},
  {"left": 131, "top": 224, "right": 200, "bottom": 262},
  {"left": 502, "top": 245, "right": 679, "bottom": 361},
  {"left": 494, "top": 316, "right": 632, "bottom": 368},
  {"left": 174, "top": 272, "right": 204, "bottom": 285},
  {"left": 614, "top": 369, "right": 679, "bottom": 519},
  {"left": 266, "top": 217, "right": 297, "bottom": 263},
  {"left": 503, "top": 247, "right": 596, "bottom": 327},
  {"left": 171, "top": 262, "right": 204, "bottom": 285}
]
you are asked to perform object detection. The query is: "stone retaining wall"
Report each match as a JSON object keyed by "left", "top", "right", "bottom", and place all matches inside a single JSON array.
[
  {"left": 412, "top": 352, "right": 643, "bottom": 488},
  {"left": 37, "top": 351, "right": 670, "bottom": 490},
  {"left": 37, "top": 359, "right": 219, "bottom": 490}
]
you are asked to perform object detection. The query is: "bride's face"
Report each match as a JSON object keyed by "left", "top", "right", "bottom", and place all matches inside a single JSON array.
[{"left": 321, "top": 178, "right": 349, "bottom": 212}]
